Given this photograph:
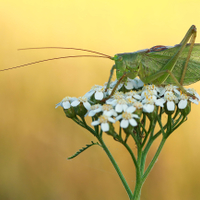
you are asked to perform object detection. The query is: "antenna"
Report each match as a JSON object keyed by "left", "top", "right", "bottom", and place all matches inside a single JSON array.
[{"left": 0, "top": 47, "right": 114, "bottom": 72}]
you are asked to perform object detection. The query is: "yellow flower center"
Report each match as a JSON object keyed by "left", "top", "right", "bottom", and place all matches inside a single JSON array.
[
  {"left": 99, "top": 115, "right": 109, "bottom": 123},
  {"left": 122, "top": 112, "right": 132, "bottom": 120}
]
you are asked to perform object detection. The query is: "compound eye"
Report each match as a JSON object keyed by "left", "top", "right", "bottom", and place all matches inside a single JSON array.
[{"left": 118, "top": 56, "right": 123, "bottom": 61}]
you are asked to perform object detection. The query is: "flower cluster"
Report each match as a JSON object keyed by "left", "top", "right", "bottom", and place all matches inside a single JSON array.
[{"left": 56, "top": 77, "right": 200, "bottom": 134}]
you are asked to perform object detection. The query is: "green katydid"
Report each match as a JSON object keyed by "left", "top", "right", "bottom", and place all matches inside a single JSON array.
[{"left": 1, "top": 25, "right": 199, "bottom": 95}]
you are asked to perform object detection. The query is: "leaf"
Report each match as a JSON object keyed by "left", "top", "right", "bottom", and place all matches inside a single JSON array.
[{"left": 67, "top": 141, "right": 100, "bottom": 160}]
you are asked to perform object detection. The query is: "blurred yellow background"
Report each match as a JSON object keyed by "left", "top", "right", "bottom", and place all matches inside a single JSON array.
[{"left": 1, "top": 0, "right": 200, "bottom": 200}]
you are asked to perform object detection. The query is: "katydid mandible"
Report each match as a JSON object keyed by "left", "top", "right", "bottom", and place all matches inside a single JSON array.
[{"left": 1, "top": 25, "right": 199, "bottom": 94}]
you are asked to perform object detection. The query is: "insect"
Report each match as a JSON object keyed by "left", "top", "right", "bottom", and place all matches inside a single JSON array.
[{"left": 1, "top": 25, "right": 199, "bottom": 94}]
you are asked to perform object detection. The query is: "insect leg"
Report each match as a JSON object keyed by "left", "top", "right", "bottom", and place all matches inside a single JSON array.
[
  {"left": 180, "top": 27, "right": 197, "bottom": 85},
  {"left": 144, "top": 25, "right": 197, "bottom": 85},
  {"left": 144, "top": 69, "right": 187, "bottom": 93},
  {"left": 103, "top": 73, "right": 127, "bottom": 102},
  {"left": 105, "top": 65, "right": 116, "bottom": 91}
]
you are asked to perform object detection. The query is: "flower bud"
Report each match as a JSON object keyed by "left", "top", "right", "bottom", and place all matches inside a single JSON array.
[
  {"left": 180, "top": 101, "right": 191, "bottom": 117},
  {"left": 74, "top": 102, "right": 87, "bottom": 117},
  {"left": 63, "top": 107, "right": 76, "bottom": 118}
]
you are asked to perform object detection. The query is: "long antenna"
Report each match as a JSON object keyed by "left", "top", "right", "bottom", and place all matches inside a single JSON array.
[
  {"left": 0, "top": 55, "right": 112, "bottom": 72},
  {"left": 18, "top": 47, "right": 112, "bottom": 59}
]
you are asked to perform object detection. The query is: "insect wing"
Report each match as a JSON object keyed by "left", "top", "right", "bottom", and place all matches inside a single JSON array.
[{"left": 141, "top": 44, "right": 200, "bottom": 85}]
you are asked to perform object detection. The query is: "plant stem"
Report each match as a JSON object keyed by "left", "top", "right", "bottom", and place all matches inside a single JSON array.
[
  {"left": 97, "top": 135, "right": 133, "bottom": 199},
  {"left": 142, "top": 136, "right": 166, "bottom": 183}
]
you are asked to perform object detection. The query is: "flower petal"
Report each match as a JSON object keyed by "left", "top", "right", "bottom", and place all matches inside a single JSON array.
[
  {"left": 120, "top": 119, "right": 129, "bottom": 128},
  {"left": 115, "top": 104, "right": 123, "bottom": 112},
  {"left": 178, "top": 100, "right": 187, "bottom": 109},
  {"left": 143, "top": 104, "right": 154, "bottom": 113},
  {"left": 101, "top": 123, "right": 109, "bottom": 132},
  {"left": 95, "top": 92, "right": 104, "bottom": 100},
  {"left": 126, "top": 106, "right": 136, "bottom": 113},
  {"left": 71, "top": 100, "right": 80, "bottom": 107},
  {"left": 108, "top": 117, "right": 115, "bottom": 123},
  {"left": 129, "top": 118, "right": 137, "bottom": 127},
  {"left": 91, "top": 121, "right": 100, "bottom": 126},
  {"left": 167, "top": 101, "right": 175, "bottom": 111},
  {"left": 62, "top": 101, "right": 71, "bottom": 109},
  {"left": 83, "top": 102, "right": 91, "bottom": 110}
]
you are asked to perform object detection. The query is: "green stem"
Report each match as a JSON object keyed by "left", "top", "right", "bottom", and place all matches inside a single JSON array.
[
  {"left": 142, "top": 136, "right": 166, "bottom": 183},
  {"left": 97, "top": 136, "right": 133, "bottom": 199}
]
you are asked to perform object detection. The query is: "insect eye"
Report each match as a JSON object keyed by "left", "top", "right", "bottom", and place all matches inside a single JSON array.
[{"left": 118, "top": 56, "right": 123, "bottom": 61}]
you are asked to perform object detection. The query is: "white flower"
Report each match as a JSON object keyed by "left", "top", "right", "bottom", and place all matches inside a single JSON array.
[
  {"left": 133, "top": 77, "right": 144, "bottom": 89},
  {"left": 142, "top": 96, "right": 156, "bottom": 113},
  {"left": 158, "top": 85, "right": 180, "bottom": 97},
  {"left": 101, "top": 104, "right": 117, "bottom": 116},
  {"left": 86, "top": 104, "right": 102, "bottom": 117},
  {"left": 178, "top": 94, "right": 188, "bottom": 109},
  {"left": 133, "top": 101, "right": 143, "bottom": 110},
  {"left": 71, "top": 96, "right": 91, "bottom": 110},
  {"left": 55, "top": 96, "right": 76, "bottom": 109},
  {"left": 126, "top": 96, "right": 137, "bottom": 106},
  {"left": 125, "top": 91, "right": 141, "bottom": 100},
  {"left": 187, "top": 88, "right": 200, "bottom": 104},
  {"left": 91, "top": 114, "right": 115, "bottom": 132},
  {"left": 115, "top": 106, "right": 140, "bottom": 128},
  {"left": 164, "top": 91, "right": 177, "bottom": 111},
  {"left": 114, "top": 99, "right": 128, "bottom": 113},
  {"left": 84, "top": 85, "right": 105, "bottom": 100},
  {"left": 124, "top": 78, "right": 136, "bottom": 90},
  {"left": 141, "top": 85, "right": 158, "bottom": 102},
  {"left": 106, "top": 92, "right": 125, "bottom": 105}
]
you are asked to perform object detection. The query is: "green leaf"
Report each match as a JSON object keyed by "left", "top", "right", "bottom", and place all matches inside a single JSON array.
[{"left": 67, "top": 141, "right": 100, "bottom": 160}]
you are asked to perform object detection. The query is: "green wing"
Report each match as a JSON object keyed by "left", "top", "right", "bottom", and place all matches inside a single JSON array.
[{"left": 140, "top": 44, "right": 200, "bottom": 86}]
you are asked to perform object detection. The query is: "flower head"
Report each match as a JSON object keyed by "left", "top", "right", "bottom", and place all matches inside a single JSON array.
[
  {"left": 116, "top": 106, "right": 140, "bottom": 128},
  {"left": 91, "top": 114, "right": 115, "bottom": 132}
]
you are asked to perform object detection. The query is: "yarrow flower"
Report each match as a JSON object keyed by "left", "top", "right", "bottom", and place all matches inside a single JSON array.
[
  {"left": 116, "top": 106, "right": 140, "bottom": 128},
  {"left": 71, "top": 96, "right": 91, "bottom": 110},
  {"left": 55, "top": 96, "right": 76, "bottom": 109},
  {"left": 85, "top": 85, "right": 105, "bottom": 100},
  {"left": 57, "top": 77, "right": 200, "bottom": 133},
  {"left": 91, "top": 114, "right": 115, "bottom": 132}
]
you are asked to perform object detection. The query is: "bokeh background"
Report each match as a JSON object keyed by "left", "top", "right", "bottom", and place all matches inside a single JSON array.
[{"left": 1, "top": 0, "right": 200, "bottom": 200}]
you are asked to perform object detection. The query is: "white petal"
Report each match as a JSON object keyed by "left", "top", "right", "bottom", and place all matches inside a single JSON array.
[
  {"left": 115, "top": 115, "right": 122, "bottom": 121},
  {"left": 83, "top": 102, "right": 91, "bottom": 110},
  {"left": 71, "top": 100, "right": 80, "bottom": 107},
  {"left": 178, "top": 100, "right": 187, "bottom": 109},
  {"left": 127, "top": 106, "right": 136, "bottom": 113},
  {"left": 88, "top": 110, "right": 96, "bottom": 117},
  {"left": 55, "top": 102, "right": 62, "bottom": 108},
  {"left": 136, "top": 79, "right": 144, "bottom": 88},
  {"left": 108, "top": 117, "right": 115, "bottom": 123},
  {"left": 62, "top": 101, "right": 71, "bottom": 109},
  {"left": 122, "top": 104, "right": 128, "bottom": 111},
  {"left": 155, "top": 98, "right": 165, "bottom": 107},
  {"left": 120, "top": 119, "right": 129, "bottom": 128},
  {"left": 125, "top": 81, "right": 134, "bottom": 90},
  {"left": 189, "top": 97, "right": 199, "bottom": 105},
  {"left": 134, "top": 94, "right": 141, "bottom": 100},
  {"left": 106, "top": 99, "right": 115, "bottom": 105},
  {"left": 132, "top": 114, "right": 140, "bottom": 119},
  {"left": 84, "top": 90, "right": 95, "bottom": 98},
  {"left": 95, "top": 92, "right": 104, "bottom": 100},
  {"left": 101, "top": 123, "right": 109, "bottom": 132},
  {"left": 143, "top": 104, "right": 154, "bottom": 113},
  {"left": 129, "top": 118, "right": 137, "bottom": 127},
  {"left": 115, "top": 104, "right": 123, "bottom": 112},
  {"left": 91, "top": 121, "right": 100, "bottom": 126},
  {"left": 104, "top": 110, "right": 113, "bottom": 116},
  {"left": 167, "top": 101, "right": 175, "bottom": 111}
]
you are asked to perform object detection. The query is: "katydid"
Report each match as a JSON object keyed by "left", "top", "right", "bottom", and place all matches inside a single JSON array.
[{"left": 1, "top": 25, "right": 199, "bottom": 95}]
